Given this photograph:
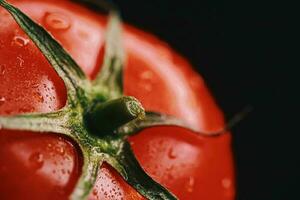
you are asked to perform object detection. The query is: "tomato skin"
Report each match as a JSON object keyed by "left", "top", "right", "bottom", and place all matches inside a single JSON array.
[
  {"left": 0, "top": 0, "right": 235, "bottom": 200},
  {"left": 0, "top": 130, "right": 82, "bottom": 200},
  {"left": 129, "top": 127, "right": 234, "bottom": 200}
]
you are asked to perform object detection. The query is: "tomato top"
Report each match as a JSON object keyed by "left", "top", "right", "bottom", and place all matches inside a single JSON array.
[{"left": 0, "top": 0, "right": 235, "bottom": 200}]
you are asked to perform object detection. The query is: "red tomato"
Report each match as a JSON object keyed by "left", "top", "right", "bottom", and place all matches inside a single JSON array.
[{"left": 0, "top": 0, "right": 235, "bottom": 199}]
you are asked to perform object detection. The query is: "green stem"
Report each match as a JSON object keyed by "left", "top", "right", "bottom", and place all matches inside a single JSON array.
[
  {"left": 0, "top": 0, "right": 90, "bottom": 106},
  {"left": 93, "top": 12, "right": 124, "bottom": 100},
  {"left": 70, "top": 152, "right": 103, "bottom": 200},
  {"left": 113, "top": 141, "right": 178, "bottom": 200},
  {"left": 87, "top": 96, "right": 145, "bottom": 135}
]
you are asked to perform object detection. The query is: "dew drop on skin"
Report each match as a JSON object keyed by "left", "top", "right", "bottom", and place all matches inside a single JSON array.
[
  {"left": 12, "top": 36, "right": 30, "bottom": 47},
  {"left": 44, "top": 12, "right": 71, "bottom": 31},
  {"left": 0, "top": 64, "right": 6, "bottom": 75},
  {"left": 0, "top": 96, "right": 5, "bottom": 107},
  {"left": 29, "top": 152, "right": 44, "bottom": 171}
]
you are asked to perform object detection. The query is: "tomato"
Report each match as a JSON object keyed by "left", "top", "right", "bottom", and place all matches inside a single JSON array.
[{"left": 0, "top": 0, "right": 235, "bottom": 199}]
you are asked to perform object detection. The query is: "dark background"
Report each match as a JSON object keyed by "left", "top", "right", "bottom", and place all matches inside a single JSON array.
[{"left": 112, "top": 0, "right": 295, "bottom": 200}]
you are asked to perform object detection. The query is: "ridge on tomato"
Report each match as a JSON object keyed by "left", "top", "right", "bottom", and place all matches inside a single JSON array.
[{"left": 0, "top": 0, "right": 235, "bottom": 200}]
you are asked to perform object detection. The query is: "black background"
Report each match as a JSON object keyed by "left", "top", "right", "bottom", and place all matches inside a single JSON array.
[{"left": 113, "top": 0, "right": 296, "bottom": 200}]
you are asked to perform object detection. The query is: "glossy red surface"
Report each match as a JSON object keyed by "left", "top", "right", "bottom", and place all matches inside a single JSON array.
[{"left": 0, "top": 0, "right": 235, "bottom": 199}]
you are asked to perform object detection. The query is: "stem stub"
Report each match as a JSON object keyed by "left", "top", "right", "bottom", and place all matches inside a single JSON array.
[{"left": 87, "top": 96, "right": 145, "bottom": 135}]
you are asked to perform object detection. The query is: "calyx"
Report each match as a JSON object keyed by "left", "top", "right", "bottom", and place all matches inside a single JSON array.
[{"left": 0, "top": 0, "right": 226, "bottom": 199}]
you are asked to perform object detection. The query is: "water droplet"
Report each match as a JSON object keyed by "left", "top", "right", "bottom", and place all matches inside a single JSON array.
[
  {"left": 13, "top": 36, "right": 29, "bottom": 47},
  {"left": 140, "top": 70, "right": 154, "bottom": 80},
  {"left": 0, "top": 97, "right": 5, "bottom": 107},
  {"left": 143, "top": 83, "right": 153, "bottom": 92},
  {"left": 56, "top": 146, "right": 65, "bottom": 155},
  {"left": 45, "top": 12, "right": 71, "bottom": 30},
  {"left": 168, "top": 148, "right": 177, "bottom": 159},
  {"left": 222, "top": 178, "right": 231, "bottom": 189},
  {"left": 92, "top": 189, "right": 98, "bottom": 196},
  {"left": 122, "top": 126, "right": 130, "bottom": 133},
  {"left": 29, "top": 152, "right": 44, "bottom": 170},
  {"left": 185, "top": 177, "right": 195, "bottom": 193},
  {"left": 0, "top": 64, "right": 5, "bottom": 75},
  {"left": 166, "top": 165, "right": 174, "bottom": 172},
  {"left": 32, "top": 92, "right": 44, "bottom": 103},
  {"left": 17, "top": 56, "right": 24, "bottom": 67},
  {"left": 139, "top": 70, "right": 154, "bottom": 92},
  {"left": 77, "top": 30, "right": 89, "bottom": 39}
]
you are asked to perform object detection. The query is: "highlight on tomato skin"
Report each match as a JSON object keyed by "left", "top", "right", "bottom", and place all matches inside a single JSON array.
[{"left": 0, "top": 0, "right": 235, "bottom": 200}]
